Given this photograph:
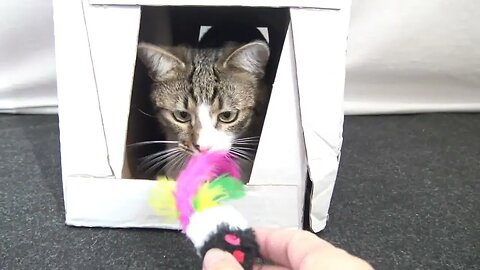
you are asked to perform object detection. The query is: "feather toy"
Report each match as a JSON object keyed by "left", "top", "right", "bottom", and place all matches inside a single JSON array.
[{"left": 148, "top": 151, "right": 259, "bottom": 270}]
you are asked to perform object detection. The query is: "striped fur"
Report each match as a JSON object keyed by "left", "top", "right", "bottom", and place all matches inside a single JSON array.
[{"left": 137, "top": 40, "right": 270, "bottom": 181}]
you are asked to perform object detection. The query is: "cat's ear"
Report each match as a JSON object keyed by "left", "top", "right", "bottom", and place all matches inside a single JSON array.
[
  {"left": 222, "top": 40, "right": 270, "bottom": 77},
  {"left": 137, "top": 42, "right": 185, "bottom": 81}
]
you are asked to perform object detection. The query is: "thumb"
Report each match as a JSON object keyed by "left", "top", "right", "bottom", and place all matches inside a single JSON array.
[{"left": 203, "top": 249, "right": 244, "bottom": 270}]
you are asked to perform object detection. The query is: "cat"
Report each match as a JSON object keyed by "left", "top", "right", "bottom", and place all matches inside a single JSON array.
[{"left": 136, "top": 26, "right": 271, "bottom": 183}]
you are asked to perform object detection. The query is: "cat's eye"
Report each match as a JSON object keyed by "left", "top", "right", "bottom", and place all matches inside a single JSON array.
[
  {"left": 172, "top": 110, "right": 191, "bottom": 123},
  {"left": 218, "top": 110, "right": 238, "bottom": 123}
]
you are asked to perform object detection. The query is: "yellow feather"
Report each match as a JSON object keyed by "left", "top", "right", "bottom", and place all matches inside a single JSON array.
[
  {"left": 194, "top": 183, "right": 228, "bottom": 212},
  {"left": 148, "top": 177, "right": 178, "bottom": 221}
]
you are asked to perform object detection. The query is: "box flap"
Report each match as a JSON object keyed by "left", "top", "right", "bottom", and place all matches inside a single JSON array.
[
  {"left": 291, "top": 6, "right": 351, "bottom": 232},
  {"left": 249, "top": 24, "right": 307, "bottom": 187},
  {"left": 83, "top": 3, "right": 141, "bottom": 177},
  {"left": 52, "top": 0, "right": 113, "bottom": 179},
  {"left": 89, "top": 0, "right": 346, "bottom": 10},
  {"left": 64, "top": 177, "right": 301, "bottom": 229}
]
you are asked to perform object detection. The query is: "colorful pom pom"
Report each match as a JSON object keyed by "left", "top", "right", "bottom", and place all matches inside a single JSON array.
[
  {"left": 148, "top": 151, "right": 244, "bottom": 230},
  {"left": 174, "top": 151, "right": 240, "bottom": 231},
  {"left": 148, "top": 151, "right": 258, "bottom": 270}
]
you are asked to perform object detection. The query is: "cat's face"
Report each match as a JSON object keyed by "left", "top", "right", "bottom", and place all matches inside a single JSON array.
[{"left": 137, "top": 41, "right": 270, "bottom": 157}]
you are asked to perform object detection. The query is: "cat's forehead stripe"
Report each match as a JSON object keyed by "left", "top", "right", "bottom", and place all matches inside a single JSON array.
[
  {"left": 189, "top": 49, "right": 222, "bottom": 105},
  {"left": 182, "top": 95, "right": 189, "bottom": 110},
  {"left": 211, "top": 86, "right": 219, "bottom": 104}
]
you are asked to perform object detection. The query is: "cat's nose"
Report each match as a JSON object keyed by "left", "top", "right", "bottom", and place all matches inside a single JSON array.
[{"left": 195, "top": 144, "right": 212, "bottom": 152}]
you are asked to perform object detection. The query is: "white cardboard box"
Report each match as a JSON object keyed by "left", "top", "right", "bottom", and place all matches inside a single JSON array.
[{"left": 52, "top": 0, "right": 351, "bottom": 232}]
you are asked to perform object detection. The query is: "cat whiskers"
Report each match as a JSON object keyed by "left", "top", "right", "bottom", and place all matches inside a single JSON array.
[
  {"left": 133, "top": 105, "right": 159, "bottom": 119},
  {"left": 230, "top": 136, "right": 259, "bottom": 162},
  {"left": 148, "top": 144, "right": 192, "bottom": 177},
  {"left": 160, "top": 150, "right": 185, "bottom": 176},
  {"left": 139, "top": 147, "right": 181, "bottom": 176},
  {"left": 229, "top": 149, "right": 253, "bottom": 162},
  {"left": 229, "top": 147, "right": 256, "bottom": 162},
  {"left": 169, "top": 152, "right": 188, "bottom": 173},
  {"left": 127, "top": 140, "right": 178, "bottom": 148},
  {"left": 232, "top": 142, "right": 259, "bottom": 146},
  {"left": 233, "top": 137, "right": 260, "bottom": 146},
  {"left": 232, "top": 146, "right": 257, "bottom": 152},
  {"left": 233, "top": 136, "right": 260, "bottom": 143}
]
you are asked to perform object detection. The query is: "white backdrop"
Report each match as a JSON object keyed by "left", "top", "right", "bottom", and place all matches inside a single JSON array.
[
  {"left": 1, "top": 0, "right": 479, "bottom": 114},
  {"left": 0, "top": 0, "right": 57, "bottom": 114},
  {"left": 345, "top": 0, "right": 480, "bottom": 114}
]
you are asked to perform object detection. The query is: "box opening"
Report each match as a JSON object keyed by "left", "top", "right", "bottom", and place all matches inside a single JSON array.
[{"left": 124, "top": 6, "right": 290, "bottom": 181}]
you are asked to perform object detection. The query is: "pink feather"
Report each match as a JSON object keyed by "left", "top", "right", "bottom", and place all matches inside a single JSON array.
[{"left": 174, "top": 151, "right": 240, "bottom": 231}]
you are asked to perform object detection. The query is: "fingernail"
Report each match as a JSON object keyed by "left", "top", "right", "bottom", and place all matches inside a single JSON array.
[{"left": 204, "top": 249, "right": 227, "bottom": 267}]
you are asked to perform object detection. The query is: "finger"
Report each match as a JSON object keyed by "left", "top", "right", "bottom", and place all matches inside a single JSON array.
[
  {"left": 253, "top": 264, "right": 290, "bottom": 270},
  {"left": 254, "top": 228, "right": 334, "bottom": 268},
  {"left": 298, "top": 247, "right": 374, "bottom": 270},
  {"left": 203, "top": 248, "right": 244, "bottom": 270}
]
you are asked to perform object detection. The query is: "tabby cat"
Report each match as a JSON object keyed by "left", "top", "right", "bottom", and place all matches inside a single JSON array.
[{"left": 136, "top": 26, "right": 271, "bottom": 182}]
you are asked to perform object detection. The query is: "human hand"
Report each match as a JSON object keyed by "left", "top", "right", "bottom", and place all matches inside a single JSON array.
[{"left": 202, "top": 228, "right": 373, "bottom": 270}]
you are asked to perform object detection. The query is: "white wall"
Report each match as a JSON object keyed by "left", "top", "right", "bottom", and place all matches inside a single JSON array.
[
  {"left": 345, "top": 0, "right": 480, "bottom": 114},
  {"left": 1, "top": 0, "right": 479, "bottom": 114},
  {"left": 0, "top": 0, "right": 57, "bottom": 113}
]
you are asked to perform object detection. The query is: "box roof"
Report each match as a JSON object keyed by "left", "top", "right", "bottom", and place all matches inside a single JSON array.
[{"left": 89, "top": 0, "right": 346, "bottom": 10}]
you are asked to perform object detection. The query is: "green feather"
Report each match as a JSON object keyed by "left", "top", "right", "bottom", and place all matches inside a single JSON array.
[
  {"left": 192, "top": 175, "right": 245, "bottom": 212},
  {"left": 209, "top": 175, "right": 245, "bottom": 200}
]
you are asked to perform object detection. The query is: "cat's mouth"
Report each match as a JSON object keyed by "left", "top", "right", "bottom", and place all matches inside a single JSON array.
[{"left": 178, "top": 141, "right": 218, "bottom": 154}]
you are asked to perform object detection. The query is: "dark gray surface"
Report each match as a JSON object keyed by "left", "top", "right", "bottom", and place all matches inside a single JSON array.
[{"left": 1, "top": 113, "right": 479, "bottom": 269}]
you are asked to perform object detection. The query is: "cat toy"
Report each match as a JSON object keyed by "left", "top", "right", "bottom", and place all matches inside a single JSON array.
[{"left": 148, "top": 151, "right": 259, "bottom": 269}]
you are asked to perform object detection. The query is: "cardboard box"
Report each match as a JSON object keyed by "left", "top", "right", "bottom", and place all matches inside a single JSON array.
[{"left": 52, "top": 0, "right": 351, "bottom": 232}]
